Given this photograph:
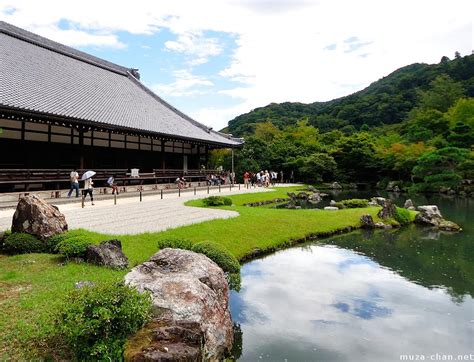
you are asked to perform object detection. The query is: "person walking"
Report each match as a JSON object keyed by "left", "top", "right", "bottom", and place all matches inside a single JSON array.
[
  {"left": 256, "top": 171, "right": 262, "bottom": 186},
  {"left": 243, "top": 171, "right": 250, "bottom": 186},
  {"left": 67, "top": 170, "right": 80, "bottom": 198},
  {"left": 264, "top": 170, "right": 270, "bottom": 187},
  {"left": 107, "top": 176, "right": 119, "bottom": 195},
  {"left": 83, "top": 177, "right": 95, "bottom": 205},
  {"left": 82, "top": 174, "right": 95, "bottom": 206}
]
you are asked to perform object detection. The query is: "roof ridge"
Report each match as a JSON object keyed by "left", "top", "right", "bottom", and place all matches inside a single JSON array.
[{"left": 0, "top": 20, "right": 130, "bottom": 75}]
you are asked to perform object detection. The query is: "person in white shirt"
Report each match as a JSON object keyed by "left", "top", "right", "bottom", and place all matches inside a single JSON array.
[
  {"left": 67, "top": 170, "right": 79, "bottom": 198},
  {"left": 83, "top": 177, "right": 95, "bottom": 205}
]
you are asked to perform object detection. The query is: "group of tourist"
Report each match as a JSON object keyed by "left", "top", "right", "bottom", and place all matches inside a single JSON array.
[
  {"left": 206, "top": 171, "right": 234, "bottom": 186},
  {"left": 243, "top": 170, "right": 286, "bottom": 187},
  {"left": 67, "top": 170, "right": 119, "bottom": 206}
]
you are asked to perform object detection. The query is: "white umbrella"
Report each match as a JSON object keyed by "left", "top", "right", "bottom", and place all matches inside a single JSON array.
[{"left": 81, "top": 170, "right": 96, "bottom": 181}]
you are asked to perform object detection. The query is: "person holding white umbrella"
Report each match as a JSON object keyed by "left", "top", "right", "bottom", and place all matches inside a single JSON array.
[{"left": 81, "top": 170, "right": 96, "bottom": 206}]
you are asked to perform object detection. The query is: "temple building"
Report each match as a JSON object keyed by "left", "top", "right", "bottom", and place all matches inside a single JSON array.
[{"left": 0, "top": 21, "right": 242, "bottom": 191}]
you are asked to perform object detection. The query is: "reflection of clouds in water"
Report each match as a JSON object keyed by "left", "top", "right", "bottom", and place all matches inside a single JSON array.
[
  {"left": 333, "top": 299, "right": 391, "bottom": 319},
  {"left": 231, "top": 244, "right": 474, "bottom": 361}
]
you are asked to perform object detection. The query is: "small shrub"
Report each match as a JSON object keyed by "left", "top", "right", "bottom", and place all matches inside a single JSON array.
[
  {"left": 55, "top": 282, "right": 152, "bottom": 361},
  {"left": 227, "top": 272, "right": 242, "bottom": 292},
  {"left": 202, "top": 196, "right": 232, "bottom": 207},
  {"left": 0, "top": 230, "right": 12, "bottom": 251},
  {"left": 394, "top": 207, "right": 412, "bottom": 225},
  {"left": 191, "top": 241, "right": 240, "bottom": 274},
  {"left": 3, "top": 232, "right": 46, "bottom": 254},
  {"left": 334, "top": 198, "right": 369, "bottom": 209},
  {"left": 56, "top": 236, "right": 92, "bottom": 258},
  {"left": 44, "top": 233, "right": 69, "bottom": 253},
  {"left": 157, "top": 238, "right": 193, "bottom": 250}
]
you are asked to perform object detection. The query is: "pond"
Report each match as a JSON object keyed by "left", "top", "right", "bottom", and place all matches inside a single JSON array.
[{"left": 230, "top": 193, "right": 474, "bottom": 361}]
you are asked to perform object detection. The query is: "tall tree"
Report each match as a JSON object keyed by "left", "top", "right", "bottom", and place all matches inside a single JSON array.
[{"left": 418, "top": 75, "right": 465, "bottom": 112}]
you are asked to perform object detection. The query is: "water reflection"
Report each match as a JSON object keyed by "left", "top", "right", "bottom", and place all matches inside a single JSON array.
[{"left": 230, "top": 244, "right": 474, "bottom": 361}]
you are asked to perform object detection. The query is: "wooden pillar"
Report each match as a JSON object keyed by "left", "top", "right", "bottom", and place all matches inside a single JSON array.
[{"left": 79, "top": 129, "right": 85, "bottom": 169}]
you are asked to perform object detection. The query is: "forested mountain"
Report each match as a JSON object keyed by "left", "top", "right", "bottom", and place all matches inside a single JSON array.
[
  {"left": 227, "top": 54, "right": 474, "bottom": 137},
  {"left": 212, "top": 54, "right": 474, "bottom": 193}
]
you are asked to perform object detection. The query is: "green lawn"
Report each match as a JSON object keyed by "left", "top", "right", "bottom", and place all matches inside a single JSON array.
[{"left": 0, "top": 186, "right": 387, "bottom": 359}]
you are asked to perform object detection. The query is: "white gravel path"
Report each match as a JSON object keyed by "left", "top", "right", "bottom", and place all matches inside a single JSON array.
[{"left": 0, "top": 185, "right": 293, "bottom": 235}]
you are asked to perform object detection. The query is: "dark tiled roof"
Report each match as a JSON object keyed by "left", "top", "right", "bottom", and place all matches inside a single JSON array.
[{"left": 0, "top": 21, "right": 242, "bottom": 146}]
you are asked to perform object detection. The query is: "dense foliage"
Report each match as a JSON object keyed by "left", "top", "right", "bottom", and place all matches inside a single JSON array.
[
  {"left": 2, "top": 232, "right": 48, "bottom": 254},
  {"left": 202, "top": 196, "right": 233, "bottom": 206},
  {"left": 334, "top": 199, "right": 369, "bottom": 209},
  {"left": 216, "top": 54, "right": 474, "bottom": 192},
  {"left": 394, "top": 207, "right": 413, "bottom": 225},
  {"left": 56, "top": 236, "right": 92, "bottom": 258},
  {"left": 191, "top": 241, "right": 240, "bottom": 274},
  {"left": 55, "top": 282, "right": 152, "bottom": 360}
]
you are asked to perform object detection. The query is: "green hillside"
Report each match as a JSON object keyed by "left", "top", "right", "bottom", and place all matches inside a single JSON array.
[{"left": 227, "top": 54, "right": 474, "bottom": 137}]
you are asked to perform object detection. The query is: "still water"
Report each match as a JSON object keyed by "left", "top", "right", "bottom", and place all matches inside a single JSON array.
[{"left": 230, "top": 193, "right": 473, "bottom": 361}]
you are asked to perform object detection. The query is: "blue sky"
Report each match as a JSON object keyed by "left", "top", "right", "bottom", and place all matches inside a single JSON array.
[{"left": 1, "top": 0, "right": 472, "bottom": 130}]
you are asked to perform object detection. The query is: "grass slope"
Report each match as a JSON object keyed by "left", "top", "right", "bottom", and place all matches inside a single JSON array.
[{"left": 0, "top": 187, "right": 387, "bottom": 359}]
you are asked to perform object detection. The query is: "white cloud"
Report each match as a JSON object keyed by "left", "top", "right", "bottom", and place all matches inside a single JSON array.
[
  {"left": 189, "top": 103, "right": 253, "bottom": 131},
  {"left": 151, "top": 69, "right": 213, "bottom": 97},
  {"left": 29, "top": 25, "right": 126, "bottom": 48},
  {"left": 1, "top": 0, "right": 472, "bottom": 128},
  {"left": 165, "top": 31, "right": 222, "bottom": 65}
]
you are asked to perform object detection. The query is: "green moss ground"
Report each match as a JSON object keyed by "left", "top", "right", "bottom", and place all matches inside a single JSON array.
[{"left": 0, "top": 187, "right": 396, "bottom": 359}]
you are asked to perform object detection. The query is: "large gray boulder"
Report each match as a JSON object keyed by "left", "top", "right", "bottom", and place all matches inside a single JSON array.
[
  {"left": 124, "top": 248, "right": 233, "bottom": 361},
  {"left": 415, "top": 205, "right": 461, "bottom": 231},
  {"left": 404, "top": 199, "right": 414, "bottom": 209},
  {"left": 377, "top": 199, "right": 397, "bottom": 219},
  {"left": 85, "top": 240, "right": 129, "bottom": 269},
  {"left": 309, "top": 192, "right": 322, "bottom": 203},
  {"left": 417, "top": 205, "right": 442, "bottom": 219},
  {"left": 12, "top": 194, "right": 67, "bottom": 240}
]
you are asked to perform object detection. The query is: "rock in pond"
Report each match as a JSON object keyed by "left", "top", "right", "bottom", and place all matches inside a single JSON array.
[
  {"left": 404, "top": 199, "right": 414, "bottom": 209},
  {"left": 360, "top": 214, "right": 375, "bottom": 228},
  {"left": 374, "top": 222, "right": 393, "bottom": 229},
  {"left": 377, "top": 199, "right": 397, "bottom": 219},
  {"left": 85, "top": 239, "right": 129, "bottom": 269},
  {"left": 12, "top": 194, "right": 67, "bottom": 240},
  {"left": 415, "top": 205, "right": 461, "bottom": 231},
  {"left": 417, "top": 205, "right": 443, "bottom": 219},
  {"left": 438, "top": 220, "right": 462, "bottom": 232},
  {"left": 124, "top": 248, "right": 233, "bottom": 361}
]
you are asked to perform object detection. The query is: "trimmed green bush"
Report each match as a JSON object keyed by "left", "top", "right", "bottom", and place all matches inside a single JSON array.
[
  {"left": 191, "top": 241, "right": 240, "bottom": 274},
  {"left": 202, "top": 196, "right": 232, "bottom": 207},
  {"left": 3, "top": 232, "right": 47, "bottom": 254},
  {"left": 394, "top": 207, "right": 412, "bottom": 225},
  {"left": 56, "top": 236, "right": 92, "bottom": 258},
  {"left": 157, "top": 238, "right": 193, "bottom": 250},
  {"left": 334, "top": 198, "right": 369, "bottom": 209},
  {"left": 55, "top": 282, "right": 152, "bottom": 361}
]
